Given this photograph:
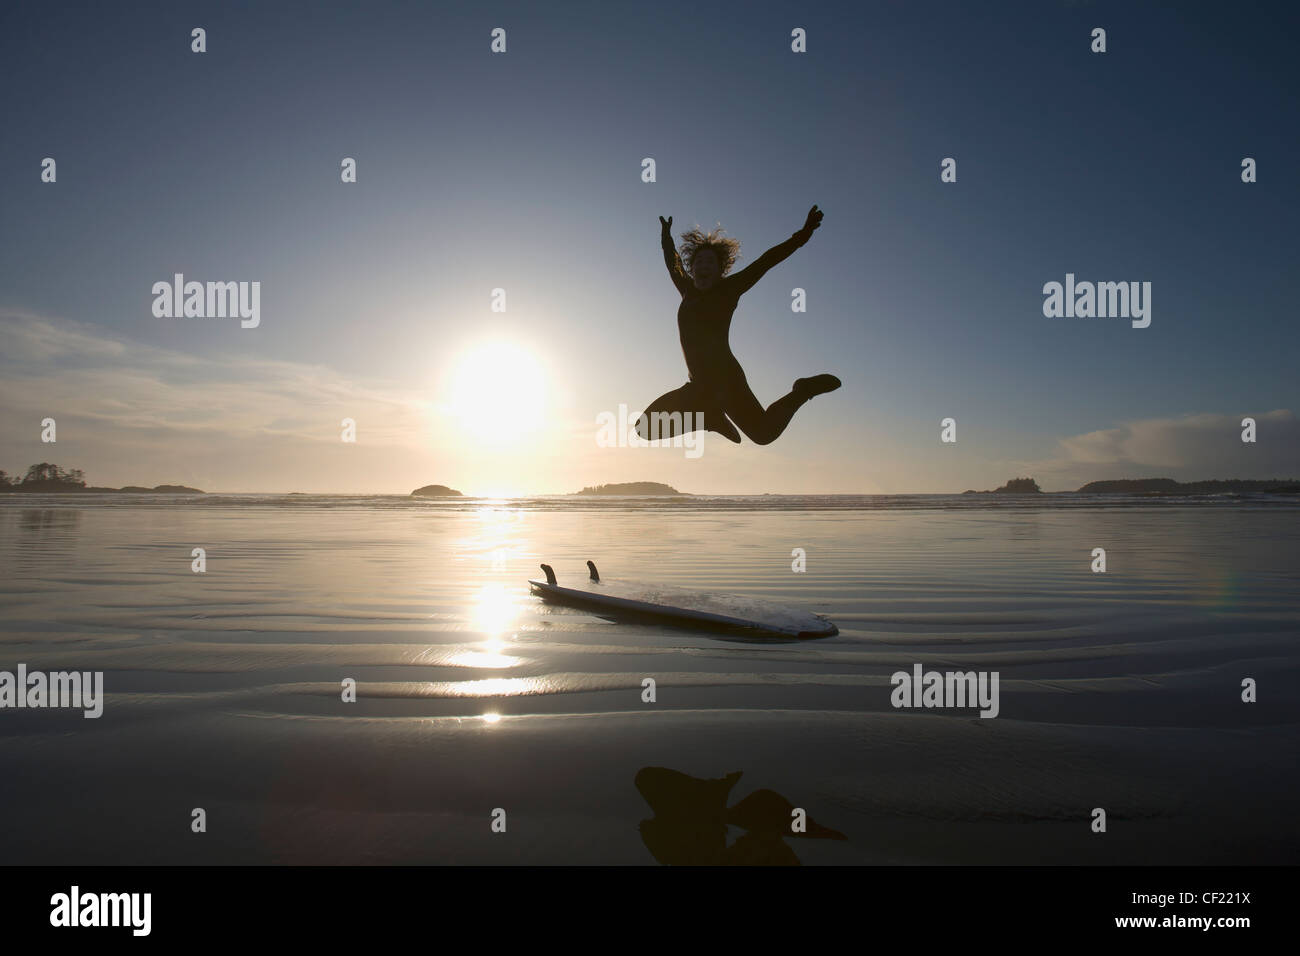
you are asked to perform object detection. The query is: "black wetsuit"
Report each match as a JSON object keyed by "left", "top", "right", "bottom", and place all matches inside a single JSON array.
[{"left": 639, "top": 230, "right": 808, "bottom": 443}]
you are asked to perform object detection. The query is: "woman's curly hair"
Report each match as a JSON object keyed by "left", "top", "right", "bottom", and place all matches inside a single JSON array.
[{"left": 678, "top": 225, "right": 742, "bottom": 277}]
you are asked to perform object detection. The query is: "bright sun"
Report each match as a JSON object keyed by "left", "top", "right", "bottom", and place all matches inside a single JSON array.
[{"left": 446, "top": 341, "right": 547, "bottom": 445}]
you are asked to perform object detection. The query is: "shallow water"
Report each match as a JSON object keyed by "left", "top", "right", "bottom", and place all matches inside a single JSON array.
[{"left": 1, "top": 495, "right": 1297, "bottom": 864}]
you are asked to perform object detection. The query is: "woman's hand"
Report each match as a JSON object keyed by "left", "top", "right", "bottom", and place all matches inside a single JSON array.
[{"left": 796, "top": 204, "right": 823, "bottom": 242}]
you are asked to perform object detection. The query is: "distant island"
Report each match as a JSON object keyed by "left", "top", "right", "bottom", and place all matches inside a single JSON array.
[
  {"left": 1076, "top": 478, "right": 1300, "bottom": 495},
  {"left": 962, "top": 476, "right": 1299, "bottom": 495},
  {"left": 573, "top": 482, "right": 687, "bottom": 496},
  {"left": 0, "top": 463, "right": 203, "bottom": 494},
  {"left": 963, "top": 477, "right": 1042, "bottom": 494},
  {"left": 410, "top": 484, "right": 463, "bottom": 497}
]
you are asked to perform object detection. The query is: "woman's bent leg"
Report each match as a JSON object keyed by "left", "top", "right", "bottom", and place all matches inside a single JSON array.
[
  {"left": 636, "top": 382, "right": 741, "bottom": 443},
  {"left": 723, "top": 373, "right": 840, "bottom": 445}
]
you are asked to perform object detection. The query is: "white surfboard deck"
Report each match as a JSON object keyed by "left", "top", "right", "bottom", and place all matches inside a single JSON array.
[{"left": 529, "top": 563, "right": 838, "bottom": 639}]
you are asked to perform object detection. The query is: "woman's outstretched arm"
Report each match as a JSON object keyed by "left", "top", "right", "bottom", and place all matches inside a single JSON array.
[
  {"left": 659, "top": 215, "right": 692, "bottom": 297},
  {"left": 726, "top": 205, "right": 823, "bottom": 296}
]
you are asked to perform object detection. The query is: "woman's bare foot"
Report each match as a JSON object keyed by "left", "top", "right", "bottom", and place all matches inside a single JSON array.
[{"left": 792, "top": 374, "right": 842, "bottom": 400}]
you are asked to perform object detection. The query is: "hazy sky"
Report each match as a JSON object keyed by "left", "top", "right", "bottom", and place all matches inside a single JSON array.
[{"left": 2, "top": 0, "right": 1296, "bottom": 494}]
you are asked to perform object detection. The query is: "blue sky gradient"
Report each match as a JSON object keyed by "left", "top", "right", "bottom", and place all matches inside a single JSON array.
[{"left": 1, "top": 0, "right": 1296, "bottom": 493}]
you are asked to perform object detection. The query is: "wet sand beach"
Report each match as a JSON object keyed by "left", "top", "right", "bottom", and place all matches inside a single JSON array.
[{"left": 1, "top": 494, "right": 1297, "bottom": 864}]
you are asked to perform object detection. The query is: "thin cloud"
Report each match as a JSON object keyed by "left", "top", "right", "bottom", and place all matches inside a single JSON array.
[
  {"left": 0, "top": 309, "right": 437, "bottom": 490},
  {"left": 1017, "top": 410, "right": 1298, "bottom": 489}
]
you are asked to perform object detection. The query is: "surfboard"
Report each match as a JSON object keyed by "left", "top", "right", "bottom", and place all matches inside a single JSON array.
[{"left": 528, "top": 561, "right": 838, "bottom": 639}]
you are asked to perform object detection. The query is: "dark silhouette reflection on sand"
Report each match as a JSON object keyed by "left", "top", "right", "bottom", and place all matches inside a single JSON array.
[
  {"left": 20, "top": 508, "right": 83, "bottom": 533},
  {"left": 10, "top": 508, "right": 84, "bottom": 566},
  {"left": 635, "top": 766, "right": 846, "bottom": 865}
]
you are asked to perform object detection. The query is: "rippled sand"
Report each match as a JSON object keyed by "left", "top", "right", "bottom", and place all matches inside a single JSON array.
[{"left": 1, "top": 495, "right": 1297, "bottom": 863}]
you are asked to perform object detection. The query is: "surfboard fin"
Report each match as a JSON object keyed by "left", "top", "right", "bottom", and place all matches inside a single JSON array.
[
  {"left": 540, "top": 563, "right": 556, "bottom": 585},
  {"left": 586, "top": 560, "right": 600, "bottom": 582}
]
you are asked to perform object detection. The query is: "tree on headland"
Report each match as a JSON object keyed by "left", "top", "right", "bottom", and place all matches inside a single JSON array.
[
  {"left": 21, "top": 463, "right": 86, "bottom": 487},
  {"left": 962, "top": 476, "right": 1041, "bottom": 494},
  {"left": 1, "top": 465, "right": 202, "bottom": 493},
  {"left": 575, "top": 482, "right": 685, "bottom": 496},
  {"left": 996, "top": 477, "right": 1040, "bottom": 493}
]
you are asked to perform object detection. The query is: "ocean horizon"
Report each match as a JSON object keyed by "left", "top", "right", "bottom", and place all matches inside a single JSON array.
[{"left": 5, "top": 490, "right": 1298, "bottom": 511}]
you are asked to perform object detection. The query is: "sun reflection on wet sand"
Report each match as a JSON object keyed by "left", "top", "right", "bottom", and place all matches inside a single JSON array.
[
  {"left": 437, "top": 676, "right": 550, "bottom": 697},
  {"left": 460, "top": 506, "right": 530, "bottom": 572},
  {"left": 471, "top": 583, "right": 518, "bottom": 634},
  {"left": 447, "top": 645, "right": 524, "bottom": 669},
  {"left": 433, "top": 583, "right": 531, "bottom": 669}
]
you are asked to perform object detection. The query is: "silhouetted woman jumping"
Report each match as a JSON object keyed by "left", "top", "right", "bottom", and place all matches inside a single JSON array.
[{"left": 637, "top": 205, "right": 841, "bottom": 445}]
